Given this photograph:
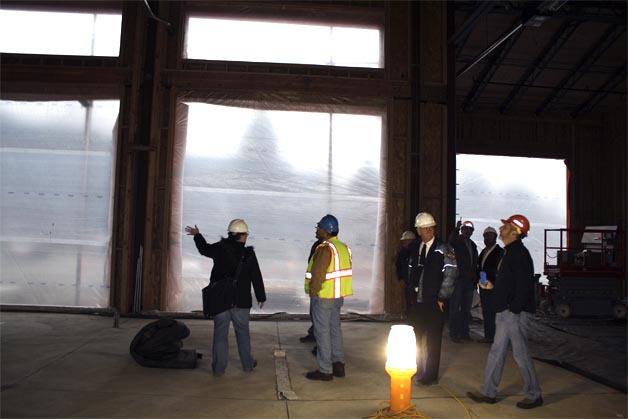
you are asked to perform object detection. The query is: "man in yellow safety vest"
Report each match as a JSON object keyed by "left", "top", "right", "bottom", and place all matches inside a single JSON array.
[{"left": 304, "top": 214, "right": 352, "bottom": 381}]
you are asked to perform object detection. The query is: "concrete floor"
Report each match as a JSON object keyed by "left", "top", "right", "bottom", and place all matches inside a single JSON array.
[{"left": 1, "top": 312, "right": 626, "bottom": 418}]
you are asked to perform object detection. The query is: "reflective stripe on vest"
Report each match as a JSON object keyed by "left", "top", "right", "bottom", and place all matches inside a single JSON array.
[{"left": 304, "top": 237, "right": 352, "bottom": 298}]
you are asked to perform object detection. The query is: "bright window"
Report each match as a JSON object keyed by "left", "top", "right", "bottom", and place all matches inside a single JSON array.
[
  {"left": 0, "top": 10, "right": 121, "bottom": 56},
  {"left": 171, "top": 103, "right": 385, "bottom": 313},
  {"left": 185, "top": 17, "right": 382, "bottom": 68},
  {"left": 0, "top": 100, "right": 119, "bottom": 306},
  {"left": 456, "top": 154, "right": 567, "bottom": 282}
]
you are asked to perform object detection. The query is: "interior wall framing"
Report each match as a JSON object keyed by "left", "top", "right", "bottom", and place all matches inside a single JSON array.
[{"left": 0, "top": 1, "right": 456, "bottom": 315}]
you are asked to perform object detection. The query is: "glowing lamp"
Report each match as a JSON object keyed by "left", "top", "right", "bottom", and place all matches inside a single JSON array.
[{"left": 385, "top": 324, "right": 417, "bottom": 413}]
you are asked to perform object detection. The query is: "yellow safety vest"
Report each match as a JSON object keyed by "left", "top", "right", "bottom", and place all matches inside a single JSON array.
[{"left": 304, "top": 237, "right": 353, "bottom": 299}]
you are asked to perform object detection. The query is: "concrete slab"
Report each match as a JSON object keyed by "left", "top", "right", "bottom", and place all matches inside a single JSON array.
[{"left": 1, "top": 312, "right": 626, "bottom": 418}]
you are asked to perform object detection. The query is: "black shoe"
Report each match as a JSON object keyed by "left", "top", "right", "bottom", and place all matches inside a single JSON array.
[
  {"left": 467, "top": 391, "right": 497, "bottom": 404},
  {"left": 332, "top": 362, "right": 345, "bottom": 378},
  {"left": 311, "top": 346, "right": 317, "bottom": 356},
  {"left": 300, "top": 334, "right": 316, "bottom": 343},
  {"left": 244, "top": 360, "right": 257, "bottom": 372},
  {"left": 305, "top": 370, "right": 333, "bottom": 381},
  {"left": 417, "top": 378, "right": 438, "bottom": 386},
  {"left": 516, "top": 396, "right": 543, "bottom": 409},
  {"left": 477, "top": 337, "right": 494, "bottom": 344}
]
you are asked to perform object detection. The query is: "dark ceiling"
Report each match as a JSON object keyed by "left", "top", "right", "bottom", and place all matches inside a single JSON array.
[{"left": 454, "top": 1, "right": 627, "bottom": 118}]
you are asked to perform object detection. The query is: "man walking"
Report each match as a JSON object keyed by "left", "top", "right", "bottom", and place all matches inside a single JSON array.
[
  {"left": 449, "top": 220, "right": 479, "bottom": 342},
  {"left": 408, "top": 212, "right": 457, "bottom": 385},
  {"left": 305, "top": 214, "right": 352, "bottom": 381},
  {"left": 467, "top": 214, "right": 543, "bottom": 409},
  {"left": 477, "top": 226, "right": 503, "bottom": 344}
]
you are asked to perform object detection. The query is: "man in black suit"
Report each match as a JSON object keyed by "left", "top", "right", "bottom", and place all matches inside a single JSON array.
[
  {"left": 448, "top": 220, "right": 479, "bottom": 342},
  {"left": 477, "top": 226, "right": 504, "bottom": 344},
  {"left": 408, "top": 212, "right": 457, "bottom": 385}
]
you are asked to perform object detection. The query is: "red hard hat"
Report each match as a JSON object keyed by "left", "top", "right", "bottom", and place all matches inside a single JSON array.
[{"left": 501, "top": 214, "right": 530, "bottom": 235}]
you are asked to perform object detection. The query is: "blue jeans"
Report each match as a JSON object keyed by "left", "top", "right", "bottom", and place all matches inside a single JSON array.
[
  {"left": 311, "top": 297, "right": 344, "bottom": 374},
  {"left": 449, "top": 279, "right": 475, "bottom": 338},
  {"left": 212, "top": 307, "right": 255, "bottom": 375},
  {"left": 481, "top": 311, "right": 542, "bottom": 400}
]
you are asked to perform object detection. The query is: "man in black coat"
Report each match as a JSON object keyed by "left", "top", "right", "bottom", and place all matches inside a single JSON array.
[
  {"left": 185, "top": 219, "right": 266, "bottom": 376},
  {"left": 467, "top": 214, "right": 543, "bottom": 410},
  {"left": 477, "top": 226, "right": 504, "bottom": 344},
  {"left": 408, "top": 212, "right": 457, "bottom": 386},
  {"left": 448, "top": 220, "right": 479, "bottom": 342},
  {"left": 396, "top": 230, "right": 417, "bottom": 317}
]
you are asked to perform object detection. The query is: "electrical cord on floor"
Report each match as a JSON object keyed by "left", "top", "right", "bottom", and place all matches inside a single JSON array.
[
  {"left": 363, "top": 402, "right": 430, "bottom": 419},
  {"left": 438, "top": 384, "right": 475, "bottom": 419}
]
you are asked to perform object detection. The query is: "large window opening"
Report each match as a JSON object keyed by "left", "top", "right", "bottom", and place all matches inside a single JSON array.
[
  {"left": 0, "top": 100, "right": 119, "bottom": 306},
  {"left": 456, "top": 154, "right": 567, "bottom": 282},
  {"left": 168, "top": 103, "right": 385, "bottom": 314},
  {"left": 0, "top": 9, "right": 122, "bottom": 56},
  {"left": 184, "top": 17, "right": 382, "bottom": 68}
]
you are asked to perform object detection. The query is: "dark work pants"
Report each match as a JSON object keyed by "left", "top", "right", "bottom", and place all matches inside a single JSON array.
[
  {"left": 403, "top": 282, "right": 417, "bottom": 318},
  {"left": 409, "top": 302, "right": 445, "bottom": 383},
  {"left": 479, "top": 288, "right": 496, "bottom": 340},
  {"left": 449, "top": 279, "right": 475, "bottom": 338}
]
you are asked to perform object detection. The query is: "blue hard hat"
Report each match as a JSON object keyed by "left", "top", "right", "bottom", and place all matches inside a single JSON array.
[{"left": 317, "top": 214, "right": 339, "bottom": 234}]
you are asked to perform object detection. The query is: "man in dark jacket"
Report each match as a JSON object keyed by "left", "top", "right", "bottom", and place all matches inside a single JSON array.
[
  {"left": 408, "top": 212, "right": 457, "bottom": 386},
  {"left": 185, "top": 219, "right": 266, "bottom": 376},
  {"left": 396, "top": 230, "right": 417, "bottom": 317},
  {"left": 467, "top": 214, "right": 543, "bottom": 410},
  {"left": 448, "top": 220, "right": 479, "bottom": 342},
  {"left": 477, "top": 226, "right": 504, "bottom": 343}
]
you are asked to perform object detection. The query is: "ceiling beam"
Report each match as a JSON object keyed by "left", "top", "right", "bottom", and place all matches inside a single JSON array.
[
  {"left": 460, "top": 24, "right": 525, "bottom": 112},
  {"left": 570, "top": 64, "right": 627, "bottom": 118},
  {"left": 499, "top": 19, "right": 581, "bottom": 113},
  {"left": 452, "top": 1, "right": 493, "bottom": 51},
  {"left": 535, "top": 24, "right": 626, "bottom": 115},
  {"left": 455, "top": 3, "right": 627, "bottom": 25}
]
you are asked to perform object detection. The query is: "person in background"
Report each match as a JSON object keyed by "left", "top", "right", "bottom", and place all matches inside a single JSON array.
[
  {"left": 185, "top": 219, "right": 266, "bottom": 377},
  {"left": 304, "top": 214, "right": 353, "bottom": 381},
  {"left": 396, "top": 230, "right": 418, "bottom": 317},
  {"left": 299, "top": 239, "right": 322, "bottom": 345},
  {"left": 408, "top": 212, "right": 457, "bottom": 386},
  {"left": 477, "top": 226, "right": 503, "bottom": 344},
  {"left": 448, "top": 220, "right": 479, "bottom": 342},
  {"left": 467, "top": 214, "right": 543, "bottom": 409}
]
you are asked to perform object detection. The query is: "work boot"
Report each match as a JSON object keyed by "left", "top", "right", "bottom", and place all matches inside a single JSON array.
[
  {"left": 516, "top": 396, "right": 543, "bottom": 409},
  {"left": 299, "top": 334, "right": 316, "bottom": 343},
  {"left": 332, "top": 362, "right": 345, "bottom": 378},
  {"left": 305, "top": 370, "right": 333, "bottom": 381},
  {"left": 467, "top": 391, "right": 497, "bottom": 404}
]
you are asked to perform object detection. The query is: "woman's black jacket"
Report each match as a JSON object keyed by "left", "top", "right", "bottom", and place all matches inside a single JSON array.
[{"left": 193, "top": 234, "right": 266, "bottom": 309}]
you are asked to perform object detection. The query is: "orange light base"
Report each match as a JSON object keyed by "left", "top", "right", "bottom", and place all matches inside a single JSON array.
[{"left": 386, "top": 367, "right": 416, "bottom": 413}]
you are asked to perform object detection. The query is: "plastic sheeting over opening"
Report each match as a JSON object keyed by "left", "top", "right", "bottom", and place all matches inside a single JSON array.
[
  {"left": 167, "top": 99, "right": 386, "bottom": 314},
  {"left": 456, "top": 154, "right": 567, "bottom": 282},
  {"left": 0, "top": 100, "right": 118, "bottom": 307}
]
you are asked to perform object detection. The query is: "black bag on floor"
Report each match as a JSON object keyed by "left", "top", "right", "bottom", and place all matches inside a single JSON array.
[{"left": 130, "top": 319, "right": 200, "bottom": 369}]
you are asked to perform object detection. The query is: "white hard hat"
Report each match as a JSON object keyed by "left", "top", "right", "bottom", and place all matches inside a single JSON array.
[
  {"left": 462, "top": 220, "right": 474, "bottom": 228},
  {"left": 227, "top": 219, "right": 249, "bottom": 234},
  {"left": 483, "top": 226, "right": 497, "bottom": 235},
  {"left": 400, "top": 230, "right": 416, "bottom": 241},
  {"left": 414, "top": 212, "right": 436, "bottom": 228}
]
